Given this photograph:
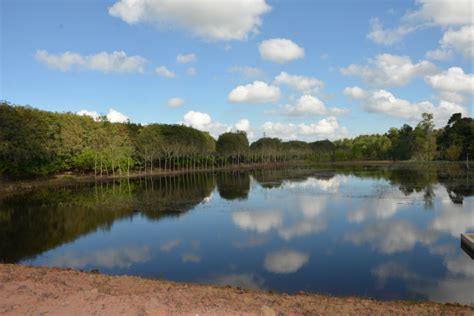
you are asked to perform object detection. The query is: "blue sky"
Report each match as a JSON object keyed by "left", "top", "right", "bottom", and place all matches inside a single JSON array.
[{"left": 1, "top": 0, "right": 472, "bottom": 141}]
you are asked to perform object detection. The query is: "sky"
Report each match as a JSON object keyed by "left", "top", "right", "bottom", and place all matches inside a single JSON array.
[{"left": 1, "top": 0, "right": 473, "bottom": 141}]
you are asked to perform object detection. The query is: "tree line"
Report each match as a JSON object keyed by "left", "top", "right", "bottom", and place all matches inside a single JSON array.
[{"left": 0, "top": 101, "right": 473, "bottom": 177}]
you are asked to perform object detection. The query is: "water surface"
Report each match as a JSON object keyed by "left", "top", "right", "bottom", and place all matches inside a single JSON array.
[{"left": 1, "top": 164, "right": 473, "bottom": 305}]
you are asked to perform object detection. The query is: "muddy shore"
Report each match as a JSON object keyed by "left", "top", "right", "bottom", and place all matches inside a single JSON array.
[{"left": 0, "top": 264, "right": 472, "bottom": 315}]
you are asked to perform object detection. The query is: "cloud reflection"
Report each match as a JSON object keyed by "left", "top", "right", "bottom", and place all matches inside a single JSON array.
[
  {"left": 232, "top": 209, "right": 282, "bottom": 233},
  {"left": 50, "top": 246, "right": 150, "bottom": 269},
  {"left": 264, "top": 249, "right": 309, "bottom": 274}
]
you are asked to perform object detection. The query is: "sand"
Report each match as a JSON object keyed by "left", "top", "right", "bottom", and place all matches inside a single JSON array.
[{"left": 0, "top": 264, "right": 472, "bottom": 315}]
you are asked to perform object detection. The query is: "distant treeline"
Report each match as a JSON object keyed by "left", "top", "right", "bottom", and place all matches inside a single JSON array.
[{"left": 0, "top": 101, "right": 473, "bottom": 177}]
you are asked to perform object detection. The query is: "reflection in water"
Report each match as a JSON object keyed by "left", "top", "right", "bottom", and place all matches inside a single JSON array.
[
  {"left": 0, "top": 163, "right": 473, "bottom": 305},
  {"left": 264, "top": 250, "right": 310, "bottom": 274},
  {"left": 50, "top": 246, "right": 150, "bottom": 269}
]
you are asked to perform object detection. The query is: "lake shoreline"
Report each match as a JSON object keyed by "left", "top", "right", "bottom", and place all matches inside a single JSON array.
[
  {"left": 1, "top": 160, "right": 469, "bottom": 197},
  {"left": 1, "top": 264, "right": 471, "bottom": 315}
]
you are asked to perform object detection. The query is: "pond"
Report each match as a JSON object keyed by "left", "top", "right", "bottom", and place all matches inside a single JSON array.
[{"left": 1, "top": 163, "right": 473, "bottom": 305}]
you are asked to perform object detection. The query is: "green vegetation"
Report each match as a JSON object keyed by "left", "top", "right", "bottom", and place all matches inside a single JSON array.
[{"left": 1, "top": 101, "right": 473, "bottom": 177}]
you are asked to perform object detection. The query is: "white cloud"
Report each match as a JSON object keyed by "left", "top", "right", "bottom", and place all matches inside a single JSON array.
[
  {"left": 403, "top": 0, "right": 473, "bottom": 27},
  {"left": 427, "top": 26, "right": 474, "bottom": 60},
  {"left": 343, "top": 86, "right": 368, "bottom": 99},
  {"left": 176, "top": 53, "right": 196, "bottom": 63},
  {"left": 259, "top": 38, "right": 305, "bottom": 63},
  {"left": 280, "top": 95, "right": 348, "bottom": 117},
  {"left": 229, "top": 66, "right": 264, "bottom": 78},
  {"left": 426, "top": 67, "right": 474, "bottom": 95},
  {"left": 274, "top": 72, "right": 324, "bottom": 94},
  {"left": 186, "top": 67, "right": 197, "bottom": 76},
  {"left": 261, "top": 116, "right": 349, "bottom": 141},
  {"left": 155, "top": 66, "right": 176, "bottom": 78},
  {"left": 77, "top": 110, "right": 101, "bottom": 121},
  {"left": 368, "top": 0, "right": 472, "bottom": 45},
  {"left": 228, "top": 81, "right": 280, "bottom": 104},
  {"left": 264, "top": 249, "right": 309, "bottom": 273},
  {"left": 183, "top": 110, "right": 212, "bottom": 129},
  {"left": 77, "top": 108, "right": 129, "bottom": 123},
  {"left": 107, "top": 108, "right": 129, "bottom": 123},
  {"left": 181, "top": 111, "right": 231, "bottom": 137},
  {"left": 108, "top": 0, "right": 271, "bottom": 41},
  {"left": 166, "top": 97, "right": 185, "bottom": 108},
  {"left": 232, "top": 209, "right": 282, "bottom": 233},
  {"left": 340, "top": 54, "right": 437, "bottom": 87},
  {"left": 425, "top": 48, "right": 453, "bottom": 61},
  {"left": 345, "top": 87, "right": 468, "bottom": 125},
  {"left": 234, "top": 119, "right": 250, "bottom": 132},
  {"left": 367, "top": 18, "right": 419, "bottom": 45},
  {"left": 441, "top": 26, "right": 474, "bottom": 59},
  {"left": 35, "top": 50, "right": 147, "bottom": 73}
]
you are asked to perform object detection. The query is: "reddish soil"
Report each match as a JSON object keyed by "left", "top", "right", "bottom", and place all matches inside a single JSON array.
[{"left": 0, "top": 264, "right": 472, "bottom": 315}]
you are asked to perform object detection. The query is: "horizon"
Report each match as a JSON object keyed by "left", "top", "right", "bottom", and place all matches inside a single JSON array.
[{"left": 1, "top": 0, "right": 473, "bottom": 142}]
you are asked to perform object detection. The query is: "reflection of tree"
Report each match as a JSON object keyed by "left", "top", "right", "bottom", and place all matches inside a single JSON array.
[
  {"left": 251, "top": 168, "right": 321, "bottom": 189},
  {"left": 0, "top": 174, "right": 215, "bottom": 263},
  {"left": 313, "top": 163, "right": 473, "bottom": 206},
  {"left": 216, "top": 171, "right": 250, "bottom": 200}
]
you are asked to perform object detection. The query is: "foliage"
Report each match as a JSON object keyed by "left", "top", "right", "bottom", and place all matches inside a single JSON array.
[{"left": 1, "top": 101, "right": 472, "bottom": 177}]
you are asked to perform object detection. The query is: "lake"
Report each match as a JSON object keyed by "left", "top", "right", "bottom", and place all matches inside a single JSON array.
[{"left": 1, "top": 163, "right": 473, "bottom": 305}]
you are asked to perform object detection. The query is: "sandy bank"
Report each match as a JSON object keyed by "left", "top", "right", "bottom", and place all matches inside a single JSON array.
[{"left": 0, "top": 264, "right": 472, "bottom": 315}]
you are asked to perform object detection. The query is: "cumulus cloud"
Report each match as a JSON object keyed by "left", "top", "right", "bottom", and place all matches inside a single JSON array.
[
  {"left": 107, "top": 108, "right": 130, "bottom": 123},
  {"left": 77, "top": 108, "right": 129, "bottom": 123},
  {"left": 155, "top": 66, "right": 176, "bottom": 78},
  {"left": 229, "top": 66, "right": 264, "bottom": 79},
  {"left": 108, "top": 0, "right": 271, "bottom": 41},
  {"left": 176, "top": 53, "right": 196, "bottom": 63},
  {"left": 228, "top": 81, "right": 280, "bottom": 104},
  {"left": 427, "top": 26, "right": 474, "bottom": 61},
  {"left": 259, "top": 38, "right": 304, "bottom": 63},
  {"left": 182, "top": 110, "right": 212, "bottom": 129},
  {"left": 368, "top": 0, "right": 472, "bottom": 45},
  {"left": 77, "top": 110, "right": 100, "bottom": 121},
  {"left": 403, "top": 0, "right": 472, "bottom": 27},
  {"left": 279, "top": 95, "right": 348, "bottom": 117},
  {"left": 343, "top": 86, "right": 368, "bottom": 99},
  {"left": 264, "top": 249, "right": 309, "bottom": 273},
  {"left": 181, "top": 111, "right": 231, "bottom": 137},
  {"left": 234, "top": 119, "right": 250, "bottom": 132},
  {"left": 426, "top": 67, "right": 474, "bottom": 95},
  {"left": 274, "top": 72, "right": 324, "bottom": 94},
  {"left": 35, "top": 50, "right": 147, "bottom": 73},
  {"left": 166, "top": 97, "right": 185, "bottom": 108},
  {"left": 261, "top": 116, "right": 349, "bottom": 141},
  {"left": 340, "top": 54, "right": 437, "bottom": 87},
  {"left": 232, "top": 209, "right": 282, "bottom": 233},
  {"left": 344, "top": 87, "right": 468, "bottom": 125},
  {"left": 367, "top": 18, "right": 420, "bottom": 45}
]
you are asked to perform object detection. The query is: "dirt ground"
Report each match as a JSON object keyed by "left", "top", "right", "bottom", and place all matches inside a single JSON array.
[{"left": 0, "top": 264, "right": 472, "bottom": 315}]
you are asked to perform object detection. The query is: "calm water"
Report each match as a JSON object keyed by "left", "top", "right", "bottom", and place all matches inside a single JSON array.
[{"left": 1, "top": 164, "right": 473, "bottom": 304}]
